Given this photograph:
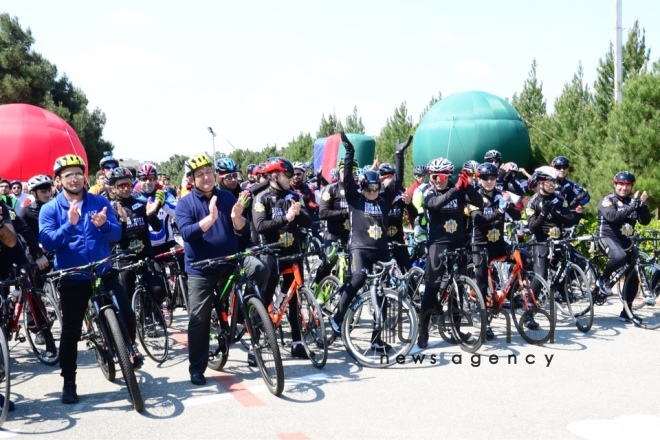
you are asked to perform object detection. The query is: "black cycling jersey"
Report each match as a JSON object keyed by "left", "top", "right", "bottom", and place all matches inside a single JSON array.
[
  {"left": 19, "top": 200, "right": 45, "bottom": 242},
  {"left": 385, "top": 193, "right": 417, "bottom": 243},
  {"left": 111, "top": 196, "right": 162, "bottom": 258},
  {"left": 423, "top": 182, "right": 482, "bottom": 246},
  {"left": 496, "top": 168, "right": 525, "bottom": 196},
  {"left": 319, "top": 181, "right": 350, "bottom": 242},
  {"left": 469, "top": 188, "right": 521, "bottom": 247},
  {"left": 556, "top": 178, "right": 590, "bottom": 209},
  {"left": 526, "top": 192, "right": 574, "bottom": 242},
  {"left": 597, "top": 193, "right": 651, "bottom": 246},
  {"left": 291, "top": 181, "right": 317, "bottom": 215}
]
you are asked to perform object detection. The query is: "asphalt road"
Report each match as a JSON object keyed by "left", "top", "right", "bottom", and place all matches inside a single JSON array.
[{"left": 1, "top": 298, "right": 659, "bottom": 440}]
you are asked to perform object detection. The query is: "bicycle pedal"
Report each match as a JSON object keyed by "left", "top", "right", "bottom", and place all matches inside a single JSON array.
[{"left": 18, "top": 335, "right": 26, "bottom": 343}]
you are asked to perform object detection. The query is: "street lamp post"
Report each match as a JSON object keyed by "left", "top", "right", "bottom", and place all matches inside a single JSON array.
[{"left": 207, "top": 127, "right": 216, "bottom": 164}]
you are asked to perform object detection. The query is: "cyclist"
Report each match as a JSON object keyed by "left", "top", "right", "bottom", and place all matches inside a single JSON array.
[
  {"left": 89, "top": 151, "right": 119, "bottom": 198},
  {"left": 329, "top": 134, "right": 408, "bottom": 351},
  {"left": 417, "top": 157, "right": 482, "bottom": 348},
  {"left": 469, "top": 162, "right": 522, "bottom": 340},
  {"left": 9, "top": 180, "right": 28, "bottom": 215},
  {"left": 406, "top": 165, "right": 427, "bottom": 198},
  {"left": 596, "top": 171, "right": 651, "bottom": 324},
  {"left": 215, "top": 157, "right": 240, "bottom": 198},
  {"left": 0, "top": 180, "right": 17, "bottom": 212},
  {"left": 39, "top": 154, "right": 138, "bottom": 404},
  {"left": 484, "top": 150, "right": 525, "bottom": 196},
  {"left": 291, "top": 162, "right": 319, "bottom": 238},
  {"left": 241, "top": 164, "right": 258, "bottom": 190},
  {"left": 552, "top": 156, "right": 590, "bottom": 221},
  {"left": 20, "top": 175, "right": 54, "bottom": 242},
  {"left": 253, "top": 157, "right": 312, "bottom": 359},
  {"left": 174, "top": 154, "right": 249, "bottom": 385},
  {"left": 109, "top": 167, "right": 167, "bottom": 310},
  {"left": 462, "top": 161, "right": 480, "bottom": 189}
]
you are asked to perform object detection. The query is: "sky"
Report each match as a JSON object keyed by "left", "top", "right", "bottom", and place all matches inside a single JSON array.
[{"left": 3, "top": 0, "right": 660, "bottom": 164}]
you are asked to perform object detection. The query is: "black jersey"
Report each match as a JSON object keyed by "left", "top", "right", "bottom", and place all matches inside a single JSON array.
[
  {"left": 496, "top": 168, "right": 525, "bottom": 196},
  {"left": 385, "top": 193, "right": 417, "bottom": 243},
  {"left": 469, "top": 188, "right": 521, "bottom": 247},
  {"left": 423, "top": 183, "right": 482, "bottom": 246},
  {"left": 111, "top": 196, "right": 162, "bottom": 258},
  {"left": 291, "top": 181, "right": 318, "bottom": 215},
  {"left": 252, "top": 186, "right": 312, "bottom": 255},
  {"left": 526, "top": 192, "right": 574, "bottom": 242},
  {"left": 597, "top": 193, "right": 651, "bottom": 246},
  {"left": 556, "top": 178, "right": 590, "bottom": 208},
  {"left": 18, "top": 200, "right": 45, "bottom": 241},
  {"left": 319, "top": 181, "right": 350, "bottom": 241}
]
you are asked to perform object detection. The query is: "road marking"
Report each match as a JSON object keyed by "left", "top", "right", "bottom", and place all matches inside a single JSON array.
[
  {"left": 0, "top": 429, "right": 21, "bottom": 438},
  {"left": 278, "top": 432, "right": 310, "bottom": 440}
]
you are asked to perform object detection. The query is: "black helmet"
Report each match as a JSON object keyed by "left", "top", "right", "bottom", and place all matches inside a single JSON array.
[
  {"left": 215, "top": 157, "right": 237, "bottom": 174},
  {"left": 378, "top": 163, "right": 395, "bottom": 176},
  {"left": 477, "top": 162, "right": 499, "bottom": 177},
  {"left": 246, "top": 163, "right": 257, "bottom": 174},
  {"left": 484, "top": 150, "right": 502, "bottom": 162},
  {"left": 552, "top": 156, "right": 570, "bottom": 168},
  {"left": 359, "top": 170, "right": 382, "bottom": 191},
  {"left": 613, "top": 171, "right": 635, "bottom": 185},
  {"left": 413, "top": 165, "right": 427, "bottom": 176},
  {"left": 108, "top": 166, "right": 134, "bottom": 185}
]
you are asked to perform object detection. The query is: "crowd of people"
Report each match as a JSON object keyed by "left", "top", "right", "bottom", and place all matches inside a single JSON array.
[{"left": 0, "top": 135, "right": 652, "bottom": 409}]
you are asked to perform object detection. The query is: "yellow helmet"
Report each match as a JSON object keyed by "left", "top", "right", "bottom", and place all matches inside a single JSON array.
[
  {"left": 53, "top": 155, "right": 86, "bottom": 176},
  {"left": 185, "top": 154, "right": 212, "bottom": 175}
]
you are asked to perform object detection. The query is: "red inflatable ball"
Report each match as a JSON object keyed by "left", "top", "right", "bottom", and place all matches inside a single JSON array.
[{"left": 0, "top": 103, "right": 88, "bottom": 181}]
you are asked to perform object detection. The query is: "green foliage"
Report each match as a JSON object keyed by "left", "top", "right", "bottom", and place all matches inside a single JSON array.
[
  {"left": 282, "top": 132, "right": 314, "bottom": 163},
  {"left": 376, "top": 102, "right": 415, "bottom": 186},
  {"left": 316, "top": 112, "right": 343, "bottom": 138},
  {"left": 511, "top": 59, "right": 547, "bottom": 125},
  {"left": 158, "top": 154, "right": 189, "bottom": 188},
  {"left": 343, "top": 106, "right": 365, "bottom": 134}
]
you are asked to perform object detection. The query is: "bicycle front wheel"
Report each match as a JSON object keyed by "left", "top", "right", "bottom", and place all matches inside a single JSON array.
[
  {"left": 622, "top": 263, "right": 660, "bottom": 330},
  {"left": 315, "top": 275, "right": 342, "bottom": 345},
  {"left": 511, "top": 272, "right": 555, "bottom": 345},
  {"left": 133, "top": 289, "right": 169, "bottom": 363},
  {"left": 562, "top": 263, "right": 594, "bottom": 333},
  {"left": 246, "top": 297, "right": 284, "bottom": 396},
  {"left": 104, "top": 309, "right": 143, "bottom": 412},
  {"left": 342, "top": 289, "right": 418, "bottom": 368},
  {"left": 24, "top": 289, "right": 62, "bottom": 366},
  {"left": 86, "top": 308, "right": 116, "bottom": 382},
  {"left": 446, "top": 276, "right": 487, "bottom": 353},
  {"left": 404, "top": 266, "right": 425, "bottom": 314},
  {"left": 297, "top": 287, "right": 327, "bottom": 368},
  {"left": 0, "top": 327, "right": 10, "bottom": 427}
]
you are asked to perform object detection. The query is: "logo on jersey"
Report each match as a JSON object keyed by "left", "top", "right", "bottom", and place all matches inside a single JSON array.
[
  {"left": 368, "top": 224, "right": 383, "bottom": 240},
  {"left": 322, "top": 191, "right": 331, "bottom": 201},
  {"left": 278, "top": 232, "right": 295, "bottom": 247},
  {"left": 601, "top": 198, "right": 612, "bottom": 208},
  {"left": 254, "top": 202, "right": 265, "bottom": 213},
  {"left": 340, "top": 189, "right": 345, "bottom": 196},
  {"left": 387, "top": 226, "right": 398, "bottom": 237},
  {"left": 444, "top": 219, "right": 458, "bottom": 234},
  {"left": 344, "top": 219, "right": 350, "bottom": 230},
  {"left": 548, "top": 227, "right": 561, "bottom": 239},
  {"left": 621, "top": 224, "right": 634, "bottom": 236},
  {"left": 487, "top": 229, "right": 501, "bottom": 242},
  {"left": 128, "top": 240, "right": 144, "bottom": 253}
]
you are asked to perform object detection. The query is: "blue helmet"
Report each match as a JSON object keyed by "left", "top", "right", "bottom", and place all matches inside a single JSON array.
[{"left": 215, "top": 157, "right": 237, "bottom": 173}]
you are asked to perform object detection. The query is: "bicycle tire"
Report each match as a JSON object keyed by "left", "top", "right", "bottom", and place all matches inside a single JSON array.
[
  {"left": 510, "top": 272, "right": 554, "bottom": 345},
  {"left": 246, "top": 296, "right": 284, "bottom": 396},
  {"left": 87, "top": 305, "right": 116, "bottom": 382},
  {"left": 103, "top": 308, "right": 143, "bottom": 412},
  {"left": 0, "top": 326, "right": 10, "bottom": 427},
  {"left": 208, "top": 289, "right": 229, "bottom": 371},
  {"left": 561, "top": 263, "right": 594, "bottom": 333},
  {"left": 297, "top": 287, "right": 328, "bottom": 368},
  {"left": 404, "top": 266, "right": 425, "bottom": 313},
  {"left": 622, "top": 262, "right": 660, "bottom": 330},
  {"left": 342, "top": 289, "right": 418, "bottom": 368},
  {"left": 161, "top": 273, "right": 175, "bottom": 328},
  {"left": 315, "top": 275, "right": 342, "bottom": 345},
  {"left": 132, "top": 289, "right": 169, "bottom": 363},
  {"left": 24, "top": 289, "right": 62, "bottom": 366},
  {"left": 228, "top": 288, "right": 246, "bottom": 344},
  {"left": 446, "top": 276, "right": 487, "bottom": 353}
]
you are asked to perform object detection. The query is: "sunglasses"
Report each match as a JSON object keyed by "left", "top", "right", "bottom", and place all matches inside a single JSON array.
[
  {"left": 554, "top": 165, "right": 569, "bottom": 170},
  {"left": 220, "top": 172, "right": 238, "bottom": 180},
  {"left": 282, "top": 172, "right": 293, "bottom": 179},
  {"left": 480, "top": 176, "right": 497, "bottom": 182},
  {"left": 362, "top": 183, "right": 381, "bottom": 193},
  {"left": 104, "top": 165, "right": 117, "bottom": 170},
  {"left": 115, "top": 182, "right": 132, "bottom": 190},
  {"left": 485, "top": 159, "right": 500, "bottom": 164},
  {"left": 430, "top": 173, "right": 451, "bottom": 182},
  {"left": 140, "top": 176, "right": 155, "bottom": 182},
  {"left": 542, "top": 180, "right": 558, "bottom": 186},
  {"left": 62, "top": 172, "right": 85, "bottom": 181},
  {"left": 293, "top": 172, "right": 304, "bottom": 177}
]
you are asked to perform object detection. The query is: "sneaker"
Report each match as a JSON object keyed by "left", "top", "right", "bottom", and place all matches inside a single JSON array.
[
  {"left": 597, "top": 278, "right": 614, "bottom": 297},
  {"left": 524, "top": 315, "right": 540, "bottom": 331},
  {"left": 329, "top": 315, "right": 341, "bottom": 336},
  {"left": 61, "top": 380, "right": 78, "bottom": 405},
  {"left": 291, "top": 343, "right": 311, "bottom": 359},
  {"left": 132, "top": 344, "right": 144, "bottom": 370},
  {"left": 370, "top": 339, "right": 393, "bottom": 352},
  {"left": 417, "top": 331, "right": 429, "bottom": 349},
  {"left": 619, "top": 310, "right": 643, "bottom": 326},
  {"left": 247, "top": 350, "right": 257, "bottom": 367},
  {"left": 161, "top": 306, "right": 171, "bottom": 326},
  {"left": 34, "top": 332, "right": 46, "bottom": 345},
  {"left": 486, "top": 326, "right": 495, "bottom": 341}
]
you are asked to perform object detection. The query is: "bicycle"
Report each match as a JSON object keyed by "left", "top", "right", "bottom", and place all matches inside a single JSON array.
[
  {"left": 546, "top": 237, "right": 594, "bottom": 333},
  {"left": 299, "top": 227, "right": 323, "bottom": 284},
  {"left": 0, "top": 283, "right": 12, "bottom": 427},
  {"left": 484, "top": 243, "right": 554, "bottom": 345},
  {"left": 154, "top": 246, "right": 188, "bottom": 325},
  {"left": 341, "top": 259, "right": 418, "bottom": 367},
  {"left": 0, "top": 263, "right": 61, "bottom": 365},
  {"left": 270, "top": 250, "right": 328, "bottom": 368},
  {"left": 44, "top": 252, "right": 144, "bottom": 412},
  {"left": 119, "top": 259, "right": 169, "bottom": 363},
  {"left": 191, "top": 244, "right": 285, "bottom": 396},
  {"left": 314, "top": 241, "right": 350, "bottom": 345}
]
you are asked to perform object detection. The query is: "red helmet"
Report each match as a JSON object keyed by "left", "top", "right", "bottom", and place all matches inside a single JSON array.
[
  {"left": 263, "top": 157, "right": 294, "bottom": 176},
  {"left": 137, "top": 164, "right": 158, "bottom": 179}
]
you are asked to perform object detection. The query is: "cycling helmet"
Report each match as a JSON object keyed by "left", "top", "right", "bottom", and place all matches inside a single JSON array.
[
  {"left": 330, "top": 168, "right": 339, "bottom": 183},
  {"left": 53, "top": 154, "right": 86, "bottom": 176},
  {"left": 354, "top": 167, "right": 365, "bottom": 180},
  {"left": 137, "top": 163, "right": 158, "bottom": 179},
  {"left": 462, "top": 160, "right": 480, "bottom": 174},
  {"left": 263, "top": 157, "right": 294, "bottom": 176},
  {"left": 292, "top": 162, "right": 305, "bottom": 172},
  {"left": 484, "top": 150, "right": 502, "bottom": 162},
  {"left": 108, "top": 167, "right": 134, "bottom": 185},
  {"left": 378, "top": 163, "right": 396, "bottom": 176},
  {"left": 304, "top": 161, "right": 314, "bottom": 171},
  {"left": 552, "top": 156, "right": 570, "bottom": 168},
  {"left": 99, "top": 152, "right": 119, "bottom": 169},
  {"left": 528, "top": 166, "right": 558, "bottom": 189},
  {"left": 27, "top": 175, "right": 53, "bottom": 192},
  {"left": 359, "top": 170, "right": 382, "bottom": 190},
  {"left": 246, "top": 163, "right": 257, "bottom": 175},
  {"left": 426, "top": 158, "right": 454, "bottom": 175},
  {"left": 185, "top": 154, "right": 213, "bottom": 175},
  {"left": 413, "top": 165, "right": 427, "bottom": 176},
  {"left": 613, "top": 171, "right": 635, "bottom": 185},
  {"left": 254, "top": 163, "right": 266, "bottom": 176},
  {"left": 215, "top": 157, "right": 237, "bottom": 174},
  {"left": 9, "top": 179, "right": 21, "bottom": 188},
  {"left": 477, "top": 162, "right": 499, "bottom": 177}
]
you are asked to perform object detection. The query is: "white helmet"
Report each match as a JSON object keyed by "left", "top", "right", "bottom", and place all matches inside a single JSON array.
[
  {"left": 27, "top": 174, "right": 53, "bottom": 192},
  {"left": 426, "top": 158, "right": 454, "bottom": 175}
]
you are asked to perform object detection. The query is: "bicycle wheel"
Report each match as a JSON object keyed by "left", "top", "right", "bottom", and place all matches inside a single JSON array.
[
  {"left": 86, "top": 309, "right": 116, "bottom": 382},
  {"left": 246, "top": 296, "right": 284, "bottom": 396},
  {"left": 227, "top": 288, "right": 246, "bottom": 344},
  {"left": 103, "top": 308, "right": 143, "bottom": 412},
  {"left": 0, "top": 327, "right": 10, "bottom": 427},
  {"left": 24, "top": 289, "right": 62, "bottom": 366},
  {"left": 510, "top": 272, "right": 554, "bottom": 345},
  {"left": 132, "top": 289, "right": 169, "bottom": 363},
  {"left": 561, "top": 263, "right": 594, "bottom": 333},
  {"left": 297, "top": 287, "right": 328, "bottom": 368},
  {"left": 208, "top": 291, "right": 229, "bottom": 371},
  {"left": 161, "top": 273, "right": 175, "bottom": 327},
  {"left": 315, "top": 275, "right": 342, "bottom": 344},
  {"left": 304, "top": 237, "right": 323, "bottom": 282},
  {"left": 622, "top": 263, "right": 660, "bottom": 330},
  {"left": 446, "top": 276, "right": 487, "bottom": 353},
  {"left": 404, "top": 266, "right": 425, "bottom": 313},
  {"left": 43, "top": 279, "right": 61, "bottom": 315},
  {"left": 342, "top": 289, "right": 418, "bottom": 368}
]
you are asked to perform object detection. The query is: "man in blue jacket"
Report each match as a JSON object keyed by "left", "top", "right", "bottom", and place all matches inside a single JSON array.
[
  {"left": 39, "top": 154, "right": 140, "bottom": 404},
  {"left": 175, "top": 154, "right": 249, "bottom": 386}
]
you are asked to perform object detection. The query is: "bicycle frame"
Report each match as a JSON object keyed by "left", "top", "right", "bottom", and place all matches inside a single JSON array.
[{"left": 269, "top": 262, "right": 305, "bottom": 327}]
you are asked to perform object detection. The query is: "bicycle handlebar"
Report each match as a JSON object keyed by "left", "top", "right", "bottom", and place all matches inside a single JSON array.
[
  {"left": 43, "top": 251, "right": 135, "bottom": 281},
  {"left": 190, "top": 243, "right": 283, "bottom": 269},
  {"left": 154, "top": 246, "right": 184, "bottom": 261}
]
